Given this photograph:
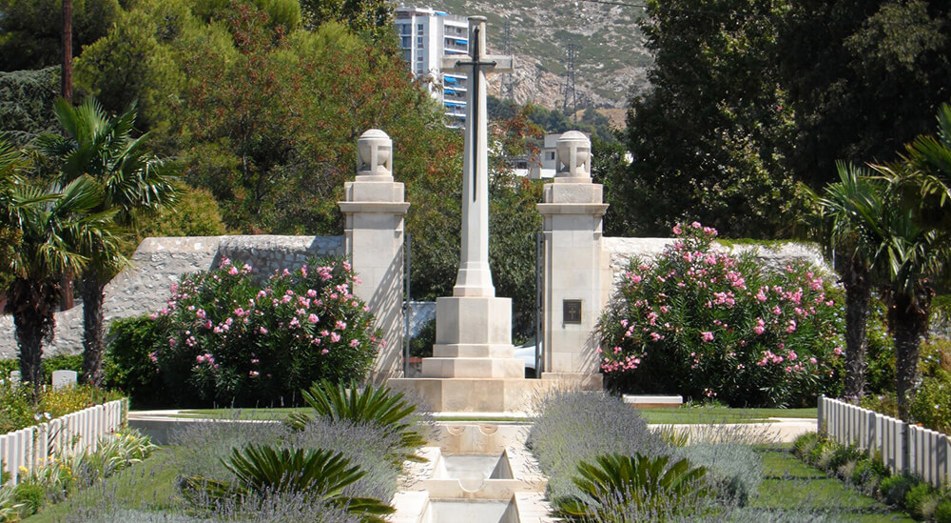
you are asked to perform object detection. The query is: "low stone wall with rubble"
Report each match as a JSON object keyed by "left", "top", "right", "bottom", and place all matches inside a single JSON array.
[
  {"left": 0, "top": 235, "right": 344, "bottom": 359},
  {"left": 603, "top": 237, "right": 828, "bottom": 285}
]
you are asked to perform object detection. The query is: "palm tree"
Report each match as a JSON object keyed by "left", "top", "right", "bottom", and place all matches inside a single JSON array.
[
  {"left": 37, "top": 98, "right": 177, "bottom": 385},
  {"left": 890, "top": 102, "right": 951, "bottom": 238},
  {"left": 813, "top": 163, "right": 888, "bottom": 398},
  {"left": 1, "top": 158, "right": 121, "bottom": 397},
  {"left": 872, "top": 208, "right": 945, "bottom": 420},
  {"left": 872, "top": 104, "right": 951, "bottom": 419}
]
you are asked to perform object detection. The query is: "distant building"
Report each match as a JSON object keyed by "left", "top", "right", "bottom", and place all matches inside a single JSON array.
[
  {"left": 512, "top": 132, "right": 585, "bottom": 179},
  {"left": 394, "top": 6, "right": 469, "bottom": 127}
]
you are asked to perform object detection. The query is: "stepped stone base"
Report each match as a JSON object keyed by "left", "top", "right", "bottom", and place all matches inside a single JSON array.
[
  {"left": 421, "top": 357, "right": 524, "bottom": 378},
  {"left": 387, "top": 375, "right": 603, "bottom": 413}
]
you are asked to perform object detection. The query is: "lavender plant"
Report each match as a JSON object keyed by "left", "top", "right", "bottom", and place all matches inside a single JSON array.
[
  {"left": 528, "top": 391, "right": 668, "bottom": 502},
  {"left": 601, "top": 222, "right": 845, "bottom": 407},
  {"left": 147, "top": 257, "right": 380, "bottom": 407}
]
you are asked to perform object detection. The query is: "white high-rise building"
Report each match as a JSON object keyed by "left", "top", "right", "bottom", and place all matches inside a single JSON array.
[{"left": 394, "top": 6, "right": 469, "bottom": 127}]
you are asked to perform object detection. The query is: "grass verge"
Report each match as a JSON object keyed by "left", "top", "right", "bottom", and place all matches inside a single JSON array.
[
  {"left": 637, "top": 406, "right": 817, "bottom": 424},
  {"left": 753, "top": 446, "right": 913, "bottom": 522}
]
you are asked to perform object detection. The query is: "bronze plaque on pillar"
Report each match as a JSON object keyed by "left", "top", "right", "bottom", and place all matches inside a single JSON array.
[{"left": 563, "top": 299, "right": 582, "bottom": 324}]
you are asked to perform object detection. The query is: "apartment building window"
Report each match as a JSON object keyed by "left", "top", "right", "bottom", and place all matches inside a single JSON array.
[
  {"left": 399, "top": 24, "right": 410, "bottom": 35},
  {"left": 417, "top": 36, "right": 423, "bottom": 47},
  {"left": 417, "top": 24, "right": 424, "bottom": 35}
]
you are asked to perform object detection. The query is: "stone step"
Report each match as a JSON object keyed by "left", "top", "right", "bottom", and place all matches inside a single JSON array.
[
  {"left": 421, "top": 357, "right": 524, "bottom": 379},
  {"left": 432, "top": 344, "right": 515, "bottom": 359}
]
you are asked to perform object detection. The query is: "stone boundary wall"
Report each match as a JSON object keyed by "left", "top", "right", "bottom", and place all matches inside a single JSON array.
[
  {"left": 603, "top": 236, "right": 830, "bottom": 290},
  {"left": 0, "top": 236, "right": 344, "bottom": 359}
]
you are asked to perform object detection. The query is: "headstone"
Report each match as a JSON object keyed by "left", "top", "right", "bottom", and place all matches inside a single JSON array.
[{"left": 52, "top": 370, "right": 77, "bottom": 389}]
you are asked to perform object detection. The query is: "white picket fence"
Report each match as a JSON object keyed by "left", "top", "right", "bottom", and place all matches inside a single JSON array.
[
  {"left": 0, "top": 399, "right": 127, "bottom": 484},
  {"left": 819, "top": 396, "right": 951, "bottom": 488}
]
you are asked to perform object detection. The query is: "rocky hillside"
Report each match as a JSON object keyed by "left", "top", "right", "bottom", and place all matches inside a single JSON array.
[{"left": 417, "top": 0, "right": 652, "bottom": 110}]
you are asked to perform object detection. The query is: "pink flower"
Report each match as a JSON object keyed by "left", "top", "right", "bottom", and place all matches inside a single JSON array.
[
  {"left": 259, "top": 327, "right": 268, "bottom": 334},
  {"left": 833, "top": 347, "right": 843, "bottom": 356},
  {"left": 249, "top": 370, "right": 259, "bottom": 377},
  {"left": 691, "top": 221, "right": 701, "bottom": 229},
  {"left": 700, "top": 331, "right": 714, "bottom": 342},
  {"left": 330, "top": 332, "right": 341, "bottom": 342},
  {"left": 321, "top": 348, "right": 329, "bottom": 355},
  {"left": 308, "top": 314, "right": 319, "bottom": 324},
  {"left": 335, "top": 320, "right": 347, "bottom": 330},
  {"left": 349, "top": 339, "right": 360, "bottom": 347},
  {"left": 307, "top": 289, "right": 317, "bottom": 298},
  {"left": 785, "top": 320, "right": 797, "bottom": 333},
  {"left": 672, "top": 224, "right": 682, "bottom": 235},
  {"left": 809, "top": 357, "right": 817, "bottom": 364}
]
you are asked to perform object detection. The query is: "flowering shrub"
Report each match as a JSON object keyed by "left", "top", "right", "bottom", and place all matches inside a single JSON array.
[
  {"left": 148, "top": 257, "right": 380, "bottom": 407},
  {"left": 600, "top": 223, "right": 844, "bottom": 407}
]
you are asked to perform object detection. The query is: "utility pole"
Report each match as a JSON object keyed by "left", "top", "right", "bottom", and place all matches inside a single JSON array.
[
  {"left": 502, "top": 19, "right": 515, "bottom": 101},
  {"left": 562, "top": 42, "right": 577, "bottom": 122}
]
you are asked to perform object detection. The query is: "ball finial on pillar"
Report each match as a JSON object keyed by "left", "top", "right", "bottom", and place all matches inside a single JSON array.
[
  {"left": 555, "top": 130, "right": 592, "bottom": 180},
  {"left": 357, "top": 129, "right": 393, "bottom": 178}
]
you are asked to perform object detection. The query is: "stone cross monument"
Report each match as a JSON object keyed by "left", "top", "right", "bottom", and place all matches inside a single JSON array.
[
  {"left": 389, "top": 17, "right": 530, "bottom": 412},
  {"left": 442, "top": 16, "right": 513, "bottom": 297}
]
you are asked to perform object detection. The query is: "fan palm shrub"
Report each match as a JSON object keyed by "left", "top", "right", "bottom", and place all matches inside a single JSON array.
[
  {"left": 286, "top": 380, "right": 427, "bottom": 463},
  {"left": 179, "top": 444, "right": 393, "bottom": 522},
  {"left": 553, "top": 452, "right": 710, "bottom": 521}
]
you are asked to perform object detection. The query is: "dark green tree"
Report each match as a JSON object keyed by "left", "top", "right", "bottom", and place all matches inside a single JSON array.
[
  {"left": 299, "top": 0, "right": 392, "bottom": 37},
  {"left": 779, "top": 0, "right": 951, "bottom": 188},
  {"left": 0, "top": 67, "right": 60, "bottom": 146},
  {"left": 0, "top": 0, "right": 121, "bottom": 71},
  {"left": 621, "top": 0, "right": 799, "bottom": 238}
]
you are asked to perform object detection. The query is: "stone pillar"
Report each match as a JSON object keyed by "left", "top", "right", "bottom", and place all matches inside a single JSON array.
[
  {"left": 339, "top": 129, "right": 410, "bottom": 380},
  {"left": 537, "top": 131, "right": 608, "bottom": 387}
]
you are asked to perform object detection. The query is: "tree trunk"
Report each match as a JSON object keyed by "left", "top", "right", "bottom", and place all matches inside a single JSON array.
[
  {"left": 81, "top": 271, "right": 106, "bottom": 386},
  {"left": 890, "top": 291, "right": 928, "bottom": 420},
  {"left": 8, "top": 278, "right": 60, "bottom": 401},
  {"left": 62, "top": 0, "right": 73, "bottom": 103},
  {"left": 842, "top": 257, "right": 870, "bottom": 399}
]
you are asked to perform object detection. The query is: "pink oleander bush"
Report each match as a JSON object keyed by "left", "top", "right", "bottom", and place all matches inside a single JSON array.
[
  {"left": 600, "top": 223, "right": 845, "bottom": 407},
  {"left": 134, "top": 257, "right": 380, "bottom": 407}
]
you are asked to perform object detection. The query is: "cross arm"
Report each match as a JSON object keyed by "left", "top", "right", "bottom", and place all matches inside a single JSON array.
[{"left": 442, "top": 55, "right": 515, "bottom": 74}]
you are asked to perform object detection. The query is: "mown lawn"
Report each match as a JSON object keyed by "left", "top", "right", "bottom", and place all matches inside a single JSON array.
[
  {"left": 752, "top": 447, "right": 913, "bottom": 522},
  {"left": 638, "top": 406, "right": 817, "bottom": 424}
]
